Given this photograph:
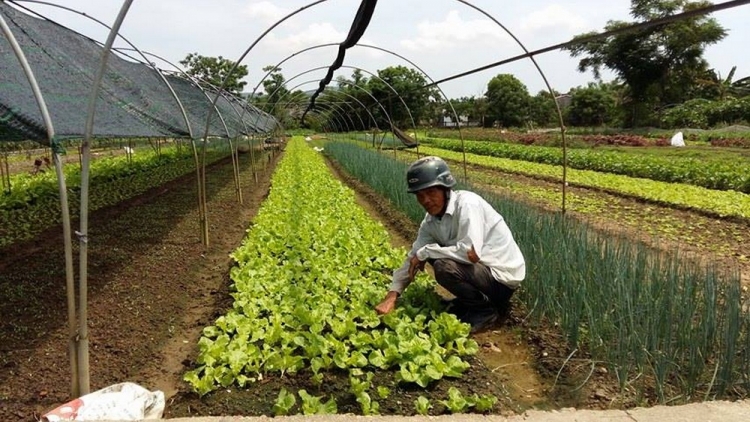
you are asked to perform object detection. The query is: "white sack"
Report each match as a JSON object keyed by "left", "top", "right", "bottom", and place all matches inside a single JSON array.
[{"left": 43, "top": 382, "right": 164, "bottom": 421}]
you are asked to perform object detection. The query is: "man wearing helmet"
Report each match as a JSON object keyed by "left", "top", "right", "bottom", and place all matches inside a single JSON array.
[{"left": 374, "top": 156, "right": 526, "bottom": 333}]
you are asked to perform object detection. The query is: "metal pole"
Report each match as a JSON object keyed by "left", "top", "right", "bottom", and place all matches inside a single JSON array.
[
  {"left": 0, "top": 6, "right": 79, "bottom": 398},
  {"left": 79, "top": 0, "right": 135, "bottom": 395}
]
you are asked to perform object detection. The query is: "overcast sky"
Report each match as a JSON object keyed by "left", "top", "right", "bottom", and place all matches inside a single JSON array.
[{"left": 8, "top": 0, "right": 750, "bottom": 99}]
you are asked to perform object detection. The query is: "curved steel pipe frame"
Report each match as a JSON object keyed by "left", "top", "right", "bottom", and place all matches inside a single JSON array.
[
  {"left": 271, "top": 79, "right": 367, "bottom": 133},
  {"left": 266, "top": 80, "right": 354, "bottom": 133},
  {"left": 257, "top": 71, "right": 398, "bottom": 155},
  {"left": 257, "top": 64, "right": 413, "bottom": 137},
  {"left": 0, "top": 4, "right": 79, "bottom": 398},
  {"left": 256, "top": 66, "right": 402, "bottom": 153},
  {"left": 456, "top": 0, "right": 569, "bottom": 211},
  {"left": 120, "top": 49, "right": 264, "bottom": 190},
  {"left": 201, "top": 0, "right": 329, "bottom": 141},
  {"left": 246, "top": 41, "right": 469, "bottom": 175},
  {"left": 79, "top": 0, "right": 135, "bottom": 396}
]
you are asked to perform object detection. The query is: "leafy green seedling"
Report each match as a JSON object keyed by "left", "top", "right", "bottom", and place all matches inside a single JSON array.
[
  {"left": 272, "top": 388, "right": 296, "bottom": 416},
  {"left": 441, "top": 387, "right": 470, "bottom": 413},
  {"left": 472, "top": 394, "right": 498, "bottom": 412},
  {"left": 298, "top": 389, "right": 338, "bottom": 415},
  {"left": 376, "top": 385, "right": 391, "bottom": 399},
  {"left": 414, "top": 396, "right": 431, "bottom": 415}
]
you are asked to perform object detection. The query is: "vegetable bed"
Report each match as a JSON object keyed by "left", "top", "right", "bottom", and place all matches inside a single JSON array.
[{"left": 173, "top": 138, "right": 507, "bottom": 416}]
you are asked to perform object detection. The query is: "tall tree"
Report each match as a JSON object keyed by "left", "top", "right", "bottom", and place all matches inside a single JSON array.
[
  {"left": 485, "top": 74, "right": 530, "bottom": 128},
  {"left": 694, "top": 66, "right": 750, "bottom": 100},
  {"left": 260, "top": 65, "right": 289, "bottom": 110},
  {"left": 565, "top": 0, "right": 726, "bottom": 126},
  {"left": 528, "top": 90, "right": 559, "bottom": 127},
  {"left": 567, "top": 83, "right": 617, "bottom": 126},
  {"left": 335, "top": 70, "right": 374, "bottom": 131},
  {"left": 367, "top": 66, "right": 437, "bottom": 128},
  {"left": 179, "top": 53, "right": 248, "bottom": 94}
]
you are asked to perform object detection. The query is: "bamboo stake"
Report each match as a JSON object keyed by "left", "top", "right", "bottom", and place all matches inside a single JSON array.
[
  {"left": 0, "top": 154, "right": 9, "bottom": 194},
  {"left": 200, "top": 139, "right": 209, "bottom": 247},
  {"left": 190, "top": 140, "right": 205, "bottom": 246},
  {"left": 228, "top": 138, "right": 241, "bottom": 204},
  {"left": 247, "top": 136, "right": 258, "bottom": 183},
  {"left": 235, "top": 142, "right": 243, "bottom": 204}
]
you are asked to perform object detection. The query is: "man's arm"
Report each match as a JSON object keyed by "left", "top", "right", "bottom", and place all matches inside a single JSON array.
[{"left": 375, "top": 220, "right": 433, "bottom": 314}]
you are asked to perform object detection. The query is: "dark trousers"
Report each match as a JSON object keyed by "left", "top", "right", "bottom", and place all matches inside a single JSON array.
[{"left": 431, "top": 258, "right": 514, "bottom": 313}]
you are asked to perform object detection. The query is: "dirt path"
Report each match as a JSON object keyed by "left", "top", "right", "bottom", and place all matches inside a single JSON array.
[{"left": 0, "top": 150, "right": 280, "bottom": 421}]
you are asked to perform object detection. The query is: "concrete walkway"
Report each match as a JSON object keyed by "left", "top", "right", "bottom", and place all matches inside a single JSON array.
[{"left": 125, "top": 399, "right": 750, "bottom": 422}]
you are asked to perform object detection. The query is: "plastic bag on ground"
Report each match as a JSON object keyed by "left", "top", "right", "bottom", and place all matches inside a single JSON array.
[
  {"left": 42, "top": 382, "right": 165, "bottom": 421},
  {"left": 670, "top": 131, "right": 685, "bottom": 147}
]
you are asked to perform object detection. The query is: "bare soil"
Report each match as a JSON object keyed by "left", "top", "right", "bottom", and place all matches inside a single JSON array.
[{"left": 0, "top": 150, "right": 278, "bottom": 421}]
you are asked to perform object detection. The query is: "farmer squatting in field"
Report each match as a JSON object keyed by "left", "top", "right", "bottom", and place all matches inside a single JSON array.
[{"left": 374, "top": 156, "right": 526, "bottom": 334}]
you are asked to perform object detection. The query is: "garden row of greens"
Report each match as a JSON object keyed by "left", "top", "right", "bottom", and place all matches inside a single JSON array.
[
  {"left": 185, "top": 138, "right": 497, "bottom": 416},
  {"left": 425, "top": 127, "right": 750, "bottom": 148},
  {"left": 421, "top": 137, "right": 750, "bottom": 193},
  {"left": 407, "top": 145, "right": 750, "bottom": 221},
  {"left": 0, "top": 145, "right": 229, "bottom": 248},
  {"left": 325, "top": 140, "right": 750, "bottom": 404}
]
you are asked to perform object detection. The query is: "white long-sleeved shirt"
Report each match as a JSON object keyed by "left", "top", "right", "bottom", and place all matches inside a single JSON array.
[{"left": 389, "top": 190, "right": 526, "bottom": 294}]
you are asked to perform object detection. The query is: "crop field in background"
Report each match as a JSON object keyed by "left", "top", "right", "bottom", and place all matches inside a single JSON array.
[{"left": 1, "top": 128, "right": 748, "bottom": 419}]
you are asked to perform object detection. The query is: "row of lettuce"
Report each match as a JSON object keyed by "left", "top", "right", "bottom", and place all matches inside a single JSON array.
[
  {"left": 418, "top": 137, "right": 749, "bottom": 194},
  {"left": 414, "top": 145, "right": 749, "bottom": 221},
  {"left": 0, "top": 144, "right": 231, "bottom": 248},
  {"left": 324, "top": 140, "right": 750, "bottom": 404},
  {"left": 185, "top": 138, "right": 498, "bottom": 415},
  {"left": 344, "top": 134, "right": 749, "bottom": 221}
]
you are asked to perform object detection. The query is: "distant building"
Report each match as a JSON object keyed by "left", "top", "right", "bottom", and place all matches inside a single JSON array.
[{"left": 439, "top": 114, "right": 476, "bottom": 128}]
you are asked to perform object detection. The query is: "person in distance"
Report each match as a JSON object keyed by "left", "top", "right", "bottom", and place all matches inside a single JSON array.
[{"left": 374, "top": 156, "right": 525, "bottom": 334}]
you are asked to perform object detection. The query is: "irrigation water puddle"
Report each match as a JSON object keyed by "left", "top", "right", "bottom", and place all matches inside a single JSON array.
[{"left": 474, "top": 328, "right": 547, "bottom": 408}]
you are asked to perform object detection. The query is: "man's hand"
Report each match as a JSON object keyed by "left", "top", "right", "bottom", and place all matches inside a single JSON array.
[
  {"left": 408, "top": 255, "right": 426, "bottom": 281},
  {"left": 375, "top": 291, "right": 399, "bottom": 315},
  {"left": 467, "top": 246, "right": 479, "bottom": 263}
]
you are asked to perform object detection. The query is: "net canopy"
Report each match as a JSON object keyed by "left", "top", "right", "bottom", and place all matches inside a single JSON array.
[
  {"left": 391, "top": 126, "right": 417, "bottom": 147},
  {"left": 0, "top": 2, "right": 277, "bottom": 143}
]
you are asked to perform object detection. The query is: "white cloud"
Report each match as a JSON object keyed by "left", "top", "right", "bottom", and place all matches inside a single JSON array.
[
  {"left": 244, "top": 1, "right": 288, "bottom": 24},
  {"left": 265, "top": 22, "right": 347, "bottom": 52},
  {"left": 400, "top": 10, "right": 506, "bottom": 51},
  {"left": 520, "top": 4, "right": 588, "bottom": 33},
  {"left": 350, "top": 40, "right": 387, "bottom": 59}
]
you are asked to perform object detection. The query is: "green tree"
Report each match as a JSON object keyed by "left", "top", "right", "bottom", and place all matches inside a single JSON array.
[
  {"left": 565, "top": 0, "right": 726, "bottom": 126},
  {"left": 694, "top": 66, "right": 750, "bottom": 100},
  {"left": 335, "top": 70, "right": 375, "bottom": 131},
  {"left": 261, "top": 66, "right": 289, "bottom": 109},
  {"left": 254, "top": 66, "right": 290, "bottom": 121},
  {"left": 443, "top": 96, "right": 489, "bottom": 127},
  {"left": 367, "top": 66, "right": 437, "bottom": 128},
  {"left": 179, "top": 53, "right": 248, "bottom": 94},
  {"left": 441, "top": 97, "right": 472, "bottom": 127},
  {"left": 485, "top": 74, "right": 530, "bottom": 128},
  {"left": 528, "top": 90, "right": 559, "bottom": 127},
  {"left": 567, "top": 83, "right": 617, "bottom": 126}
]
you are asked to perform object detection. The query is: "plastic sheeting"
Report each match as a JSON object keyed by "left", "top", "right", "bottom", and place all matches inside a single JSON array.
[{"left": 0, "top": 2, "right": 276, "bottom": 142}]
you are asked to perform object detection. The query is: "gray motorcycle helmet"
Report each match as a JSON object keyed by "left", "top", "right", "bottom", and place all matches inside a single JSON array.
[{"left": 406, "top": 156, "right": 456, "bottom": 193}]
